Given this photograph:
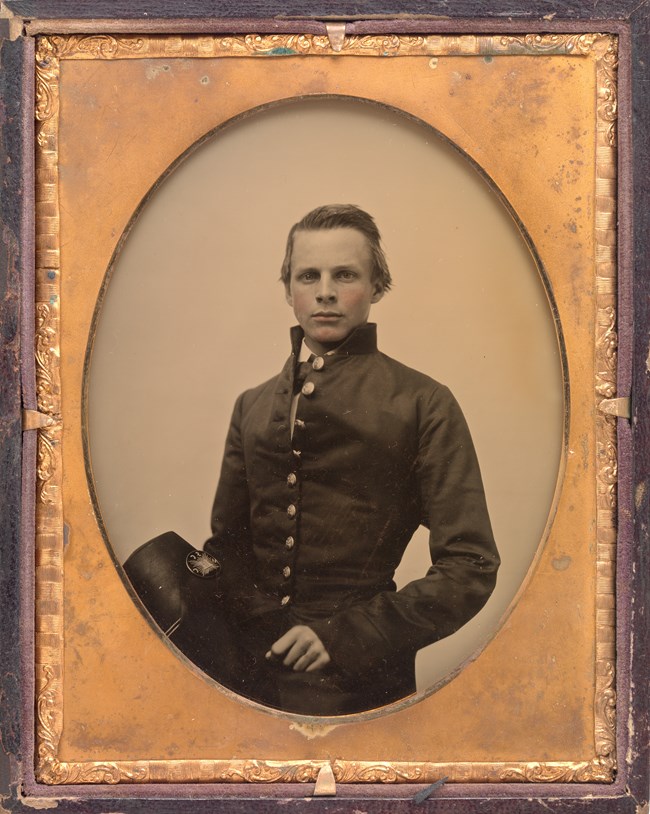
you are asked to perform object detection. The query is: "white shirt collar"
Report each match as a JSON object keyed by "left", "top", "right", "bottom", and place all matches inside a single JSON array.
[{"left": 298, "top": 340, "right": 335, "bottom": 362}]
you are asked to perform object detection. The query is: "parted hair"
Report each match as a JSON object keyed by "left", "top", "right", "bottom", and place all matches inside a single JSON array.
[{"left": 280, "top": 204, "right": 393, "bottom": 292}]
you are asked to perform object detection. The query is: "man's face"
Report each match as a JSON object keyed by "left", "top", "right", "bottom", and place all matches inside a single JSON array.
[{"left": 285, "top": 228, "right": 384, "bottom": 355}]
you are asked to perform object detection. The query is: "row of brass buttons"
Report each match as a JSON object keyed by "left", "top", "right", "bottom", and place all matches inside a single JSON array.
[
  {"left": 282, "top": 441, "right": 299, "bottom": 604},
  {"left": 280, "top": 356, "right": 325, "bottom": 606}
]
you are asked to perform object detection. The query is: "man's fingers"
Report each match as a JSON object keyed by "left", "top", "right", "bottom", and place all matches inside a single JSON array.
[
  {"left": 265, "top": 626, "right": 310, "bottom": 664},
  {"left": 304, "top": 651, "right": 331, "bottom": 672},
  {"left": 268, "top": 628, "right": 300, "bottom": 658},
  {"left": 282, "top": 638, "right": 312, "bottom": 668},
  {"left": 293, "top": 640, "right": 329, "bottom": 672},
  {"left": 266, "top": 625, "right": 331, "bottom": 672}
]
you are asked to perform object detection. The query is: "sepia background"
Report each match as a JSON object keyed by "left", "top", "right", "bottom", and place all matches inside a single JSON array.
[{"left": 86, "top": 97, "right": 564, "bottom": 695}]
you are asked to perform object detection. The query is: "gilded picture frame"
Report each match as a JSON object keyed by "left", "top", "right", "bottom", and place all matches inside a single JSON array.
[
  {"left": 32, "top": 25, "right": 618, "bottom": 782},
  {"left": 0, "top": 3, "right": 647, "bottom": 813}
]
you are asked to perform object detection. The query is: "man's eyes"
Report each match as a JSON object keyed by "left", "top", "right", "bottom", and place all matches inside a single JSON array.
[{"left": 296, "top": 269, "right": 358, "bottom": 282}]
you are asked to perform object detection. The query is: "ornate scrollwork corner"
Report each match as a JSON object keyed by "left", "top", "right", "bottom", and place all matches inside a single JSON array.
[
  {"left": 35, "top": 39, "right": 61, "bottom": 271},
  {"left": 595, "top": 36, "right": 618, "bottom": 147},
  {"left": 43, "top": 34, "right": 146, "bottom": 60},
  {"left": 35, "top": 37, "right": 58, "bottom": 149},
  {"left": 37, "top": 663, "right": 149, "bottom": 784},
  {"left": 35, "top": 665, "right": 62, "bottom": 783},
  {"left": 39, "top": 759, "right": 149, "bottom": 785},
  {"left": 498, "top": 33, "right": 601, "bottom": 55},
  {"left": 499, "top": 757, "right": 615, "bottom": 783},
  {"left": 595, "top": 662, "right": 617, "bottom": 763}
]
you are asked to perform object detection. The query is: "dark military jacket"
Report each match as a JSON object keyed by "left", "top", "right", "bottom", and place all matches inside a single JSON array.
[{"left": 205, "top": 323, "right": 499, "bottom": 712}]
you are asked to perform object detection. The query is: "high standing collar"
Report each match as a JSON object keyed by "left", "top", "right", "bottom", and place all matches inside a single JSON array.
[{"left": 289, "top": 323, "right": 378, "bottom": 358}]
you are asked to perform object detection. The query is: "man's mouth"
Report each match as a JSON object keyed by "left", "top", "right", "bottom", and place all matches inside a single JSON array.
[{"left": 312, "top": 311, "right": 342, "bottom": 318}]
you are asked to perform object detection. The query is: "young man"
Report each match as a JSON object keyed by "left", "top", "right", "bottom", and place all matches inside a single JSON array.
[{"left": 203, "top": 204, "right": 500, "bottom": 715}]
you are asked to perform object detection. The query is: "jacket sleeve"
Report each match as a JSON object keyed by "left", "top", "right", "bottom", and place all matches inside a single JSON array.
[
  {"left": 310, "top": 385, "right": 500, "bottom": 677},
  {"left": 203, "top": 393, "right": 272, "bottom": 620}
]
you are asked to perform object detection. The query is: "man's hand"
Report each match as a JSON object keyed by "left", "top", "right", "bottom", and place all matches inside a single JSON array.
[{"left": 266, "top": 625, "right": 331, "bottom": 672}]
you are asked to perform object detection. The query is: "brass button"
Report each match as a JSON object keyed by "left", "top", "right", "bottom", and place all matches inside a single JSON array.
[
  {"left": 294, "top": 419, "right": 306, "bottom": 430},
  {"left": 285, "top": 536, "right": 295, "bottom": 549},
  {"left": 292, "top": 449, "right": 302, "bottom": 458},
  {"left": 312, "top": 356, "right": 325, "bottom": 370},
  {"left": 281, "top": 595, "right": 291, "bottom": 606},
  {"left": 283, "top": 566, "right": 291, "bottom": 578},
  {"left": 301, "top": 381, "right": 315, "bottom": 396},
  {"left": 287, "top": 504, "right": 297, "bottom": 518},
  {"left": 287, "top": 472, "right": 297, "bottom": 487}
]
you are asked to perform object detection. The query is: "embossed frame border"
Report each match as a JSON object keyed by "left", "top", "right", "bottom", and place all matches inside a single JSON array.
[
  {"left": 21, "top": 21, "right": 632, "bottom": 795},
  {"left": 33, "top": 29, "right": 618, "bottom": 787},
  {"left": 18, "top": 21, "right": 634, "bottom": 795},
  {"left": 0, "top": 3, "right": 647, "bottom": 813}
]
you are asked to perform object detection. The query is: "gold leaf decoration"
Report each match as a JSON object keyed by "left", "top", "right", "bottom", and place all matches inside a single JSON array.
[
  {"left": 218, "top": 33, "right": 428, "bottom": 56},
  {"left": 219, "top": 33, "right": 316, "bottom": 55},
  {"left": 36, "top": 31, "right": 619, "bottom": 62},
  {"left": 594, "top": 662, "right": 616, "bottom": 767},
  {"left": 595, "top": 305, "right": 617, "bottom": 399},
  {"left": 499, "top": 758, "right": 614, "bottom": 783},
  {"left": 35, "top": 38, "right": 58, "bottom": 149},
  {"left": 592, "top": 33, "right": 618, "bottom": 784},
  {"left": 499, "top": 33, "right": 600, "bottom": 55},
  {"left": 48, "top": 34, "right": 146, "bottom": 59},
  {"left": 35, "top": 666, "right": 62, "bottom": 783},
  {"left": 343, "top": 35, "right": 426, "bottom": 55},
  {"left": 36, "top": 665, "right": 150, "bottom": 783},
  {"left": 34, "top": 38, "right": 65, "bottom": 787},
  {"left": 333, "top": 761, "right": 425, "bottom": 783},
  {"left": 35, "top": 303, "right": 58, "bottom": 414},
  {"left": 34, "top": 301, "right": 61, "bottom": 503},
  {"left": 597, "top": 37, "right": 618, "bottom": 147},
  {"left": 223, "top": 761, "right": 319, "bottom": 783},
  {"left": 36, "top": 431, "right": 58, "bottom": 504}
]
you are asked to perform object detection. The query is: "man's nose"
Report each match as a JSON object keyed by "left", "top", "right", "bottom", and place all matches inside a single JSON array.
[{"left": 315, "top": 276, "right": 337, "bottom": 302}]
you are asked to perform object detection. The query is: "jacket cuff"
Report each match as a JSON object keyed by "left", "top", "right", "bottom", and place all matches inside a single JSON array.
[{"left": 310, "top": 606, "right": 412, "bottom": 677}]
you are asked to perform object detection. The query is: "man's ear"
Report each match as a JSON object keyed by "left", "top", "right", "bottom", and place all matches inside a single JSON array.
[
  {"left": 285, "top": 286, "right": 293, "bottom": 307},
  {"left": 371, "top": 283, "right": 385, "bottom": 304}
]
